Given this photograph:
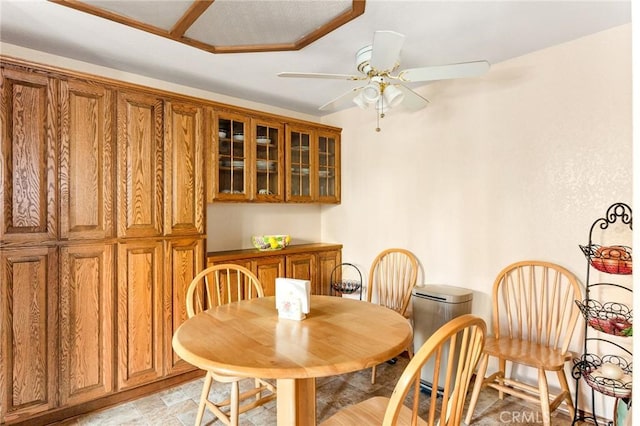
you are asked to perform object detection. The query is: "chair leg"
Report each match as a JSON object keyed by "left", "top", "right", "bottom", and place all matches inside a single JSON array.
[
  {"left": 537, "top": 369, "right": 551, "bottom": 426},
  {"left": 497, "top": 358, "right": 506, "bottom": 400},
  {"left": 371, "top": 365, "right": 377, "bottom": 384},
  {"left": 196, "top": 372, "right": 213, "bottom": 426},
  {"left": 464, "top": 353, "right": 489, "bottom": 425},
  {"left": 556, "top": 369, "right": 575, "bottom": 419},
  {"left": 230, "top": 381, "right": 240, "bottom": 426}
]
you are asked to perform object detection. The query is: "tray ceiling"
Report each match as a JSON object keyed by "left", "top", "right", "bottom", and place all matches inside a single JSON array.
[{"left": 50, "top": 0, "right": 365, "bottom": 53}]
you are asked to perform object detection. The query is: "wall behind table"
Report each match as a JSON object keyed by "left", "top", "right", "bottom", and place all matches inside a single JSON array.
[
  {"left": 207, "top": 203, "right": 322, "bottom": 251},
  {"left": 321, "top": 24, "right": 632, "bottom": 420}
]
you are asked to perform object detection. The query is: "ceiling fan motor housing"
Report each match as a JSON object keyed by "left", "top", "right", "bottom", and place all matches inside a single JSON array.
[{"left": 356, "top": 45, "right": 373, "bottom": 75}]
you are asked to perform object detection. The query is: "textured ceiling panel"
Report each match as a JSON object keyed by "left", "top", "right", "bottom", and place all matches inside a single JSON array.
[
  {"left": 186, "top": 0, "right": 353, "bottom": 46},
  {"left": 84, "top": 0, "right": 192, "bottom": 30},
  {"left": 50, "top": 0, "right": 364, "bottom": 53}
]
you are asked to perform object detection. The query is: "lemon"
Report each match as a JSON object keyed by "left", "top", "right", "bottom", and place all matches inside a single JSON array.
[{"left": 269, "top": 237, "right": 278, "bottom": 249}]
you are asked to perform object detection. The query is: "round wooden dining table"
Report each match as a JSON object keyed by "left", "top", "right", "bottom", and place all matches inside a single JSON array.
[{"left": 172, "top": 295, "right": 413, "bottom": 426}]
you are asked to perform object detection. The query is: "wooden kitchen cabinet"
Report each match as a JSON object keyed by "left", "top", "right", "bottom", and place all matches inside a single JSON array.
[
  {"left": 164, "top": 99, "right": 204, "bottom": 236},
  {"left": 59, "top": 243, "right": 115, "bottom": 406},
  {"left": 116, "top": 240, "right": 164, "bottom": 390},
  {"left": 0, "top": 67, "right": 58, "bottom": 243},
  {"left": 163, "top": 237, "right": 204, "bottom": 376},
  {"left": 316, "top": 129, "right": 341, "bottom": 203},
  {"left": 285, "top": 124, "right": 314, "bottom": 202},
  {"left": 207, "top": 243, "right": 342, "bottom": 296},
  {"left": 210, "top": 110, "right": 250, "bottom": 201},
  {"left": 253, "top": 117, "right": 285, "bottom": 202},
  {"left": 0, "top": 246, "right": 59, "bottom": 423},
  {"left": 285, "top": 125, "right": 341, "bottom": 203},
  {"left": 1, "top": 57, "right": 342, "bottom": 424},
  {"left": 60, "top": 78, "right": 114, "bottom": 240},
  {"left": 116, "top": 90, "right": 164, "bottom": 238}
]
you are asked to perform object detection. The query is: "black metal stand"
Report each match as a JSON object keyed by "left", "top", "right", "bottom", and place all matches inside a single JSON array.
[{"left": 572, "top": 203, "right": 633, "bottom": 426}]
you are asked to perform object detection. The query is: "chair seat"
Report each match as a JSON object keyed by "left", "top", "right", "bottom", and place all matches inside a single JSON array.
[
  {"left": 321, "top": 396, "right": 429, "bottom": 426},
  {"left": 484, "top": 336, "right": 573, "bottom": 370}
]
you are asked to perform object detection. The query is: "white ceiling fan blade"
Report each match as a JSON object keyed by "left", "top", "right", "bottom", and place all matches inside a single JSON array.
[
  {"left": 319, "top": 86, "right": 365, "bottom": 111},
  {"left": 395, "top": 85, "right": 430, "bottom": 111},
  {"left": 369, "top": 30, "right": 405, "bottom": 72},
  {"left": 278, "top": 72, "right": 363, "bottom": 81},
  {"left": 399, "top": 60, "right": 490, "bottom": 82}
]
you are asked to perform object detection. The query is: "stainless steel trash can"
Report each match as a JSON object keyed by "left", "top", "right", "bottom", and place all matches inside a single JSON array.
[{"left": 412, "top": 284, "right": 473, "bottom": 393}]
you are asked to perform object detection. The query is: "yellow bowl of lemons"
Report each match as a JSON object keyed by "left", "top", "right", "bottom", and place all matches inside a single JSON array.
[{"left": 252, "top": 235, "right": 291, "bottom": 251}]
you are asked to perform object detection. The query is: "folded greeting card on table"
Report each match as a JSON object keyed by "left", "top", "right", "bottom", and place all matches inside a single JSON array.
[{"left": 275, "top": 278, "right": 310, "bottom": 321}]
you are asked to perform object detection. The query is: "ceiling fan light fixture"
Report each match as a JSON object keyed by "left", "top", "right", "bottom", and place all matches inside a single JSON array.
[
  {"left": 362, "top": 83, "right": 381, "bottom": 103},
  {"left": 382, "top": 85, "right": 405, "bottom": 108},
  {"left": 353, "top": 92, "right": 369, "bottom": 109}
]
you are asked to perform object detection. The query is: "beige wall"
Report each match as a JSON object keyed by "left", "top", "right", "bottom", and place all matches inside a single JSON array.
[{"left": 321, "top": 24, "right": 632, "bottom": 419}]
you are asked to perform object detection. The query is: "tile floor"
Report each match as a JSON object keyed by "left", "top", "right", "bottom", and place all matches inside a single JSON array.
[{"left": 57, "top": 356, "right": 579, "bottom": 425}]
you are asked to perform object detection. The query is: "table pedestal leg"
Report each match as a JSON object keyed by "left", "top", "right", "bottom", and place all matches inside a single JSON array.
[{"left": 276, "top": 378, "right": 316, "bottom": 426}]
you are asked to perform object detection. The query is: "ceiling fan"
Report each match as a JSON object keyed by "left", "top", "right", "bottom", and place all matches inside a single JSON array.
[{"left": 278, "top": 30, "right": 490, "bottom": 131}]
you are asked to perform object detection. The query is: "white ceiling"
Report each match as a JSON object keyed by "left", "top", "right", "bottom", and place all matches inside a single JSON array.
[{"left": 0, "top": 0, "right": 631, "bottom": 117}]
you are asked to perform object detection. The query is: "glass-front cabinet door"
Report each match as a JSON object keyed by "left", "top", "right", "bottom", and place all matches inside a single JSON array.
[
  {"left": 213, "top": 111, "right": 249, "bottom": 200},
  {"left": 253, "top": 119, "right": 284, "bottom": 201},
  {"left": 317, "top": 130, "right": 341, "bottom": 203},
  {"left": 286, "top": 125, "right": 315, "bottom": 202}
]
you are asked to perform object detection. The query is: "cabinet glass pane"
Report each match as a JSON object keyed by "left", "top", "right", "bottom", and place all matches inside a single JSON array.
[
  {"left": 256, "top": 124, "right": 279, "bottom": 196},
  {"left": 318, "top": 135, "right": 336, "bottom": 197},
  {"left": 218, "top": 118, "right": 246, "bottom": 195},
  {"left": 290, "top": 131, "right": 311, "bottom": 197}
]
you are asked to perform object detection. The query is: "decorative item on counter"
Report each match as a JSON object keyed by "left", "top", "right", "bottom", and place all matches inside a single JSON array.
[
  {"left": 580, "top": 244, "right": 632, "bottom": 274},
  {"left": 275, "top": 278, "right": 310, "bottom": 321},
  {"left": 252, "top": 235, "right": 291, "bottom": 251}
]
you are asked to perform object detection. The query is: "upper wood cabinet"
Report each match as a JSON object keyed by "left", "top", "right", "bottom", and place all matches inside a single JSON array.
[
  {"left": 163, "top": 100, "right": 204, "bottom": 236},
  {"left": 210, "top": 110, "right": 250, "bottom": 201},
  {"left": 0, "top": 67, "right": 58, "bottom": 243},
  {"left": 116, "top": 91, "right": 164, "bottom": 238},
  {"left": 285, "top": 125, "right": 341, "bottom": 203},
  {"left": 206, "top": 109, "right": 340, "bottom": 204},
  {"left": 316, "top": 129, "right": 341, "bottom": 204},
  {"left": 60, "top": 79, "right": 114, "bottom": 240},
  {"left": 285, "top": 124, "right": 315, "bottom": 202},
  {"left": 253, "top": 118, "right": 285, "bottom": 202}
]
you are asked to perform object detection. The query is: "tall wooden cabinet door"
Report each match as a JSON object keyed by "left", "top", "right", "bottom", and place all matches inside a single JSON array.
[
  {"left": 253, "top": 118, "right": 284, "bottom": 202},
  {"left": 60, "top": 79, "right": 114, "bottom": 241},
  {"left": 253, "top": 256, "right": 285, "bottom": 297},
  {"left": 286, "top": 253, "right": 315, "bottom": 289},
  {"left": 164, "top": 100, "right": 204, "bottom": 236},
  {"left": 0, "top": 246, "right": 58, "bottom": 422},
  {"left": 116, "top": 240, "right": 163, "bottom": 390},
  {"left": 0, "top": 68, "right": 58, "bottom": 244},
  {"left": 316, "top": 130, "right": 341, "bottom": 204},
  {"left": 59, "top": 244, "right": 114, "bottom": 406},
  {"left": 285, "top": 125, "right": 315, "bottom": 202},
  {"left": 211, "top": 111, "right": 251, "bottom": 201},
  {"left": 163, "top": 237, "right": 203, "bottom": 376},
  {"left": 316, "top": 250, "right": 342, "bottom": 295},
  {"left": 116, "top": 91, "right": 163, "bottom": 238}
]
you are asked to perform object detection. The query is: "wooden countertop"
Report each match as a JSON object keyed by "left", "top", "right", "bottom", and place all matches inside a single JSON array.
[{"left": 207, "top": 243, "right": 342, "bottom": 260}]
